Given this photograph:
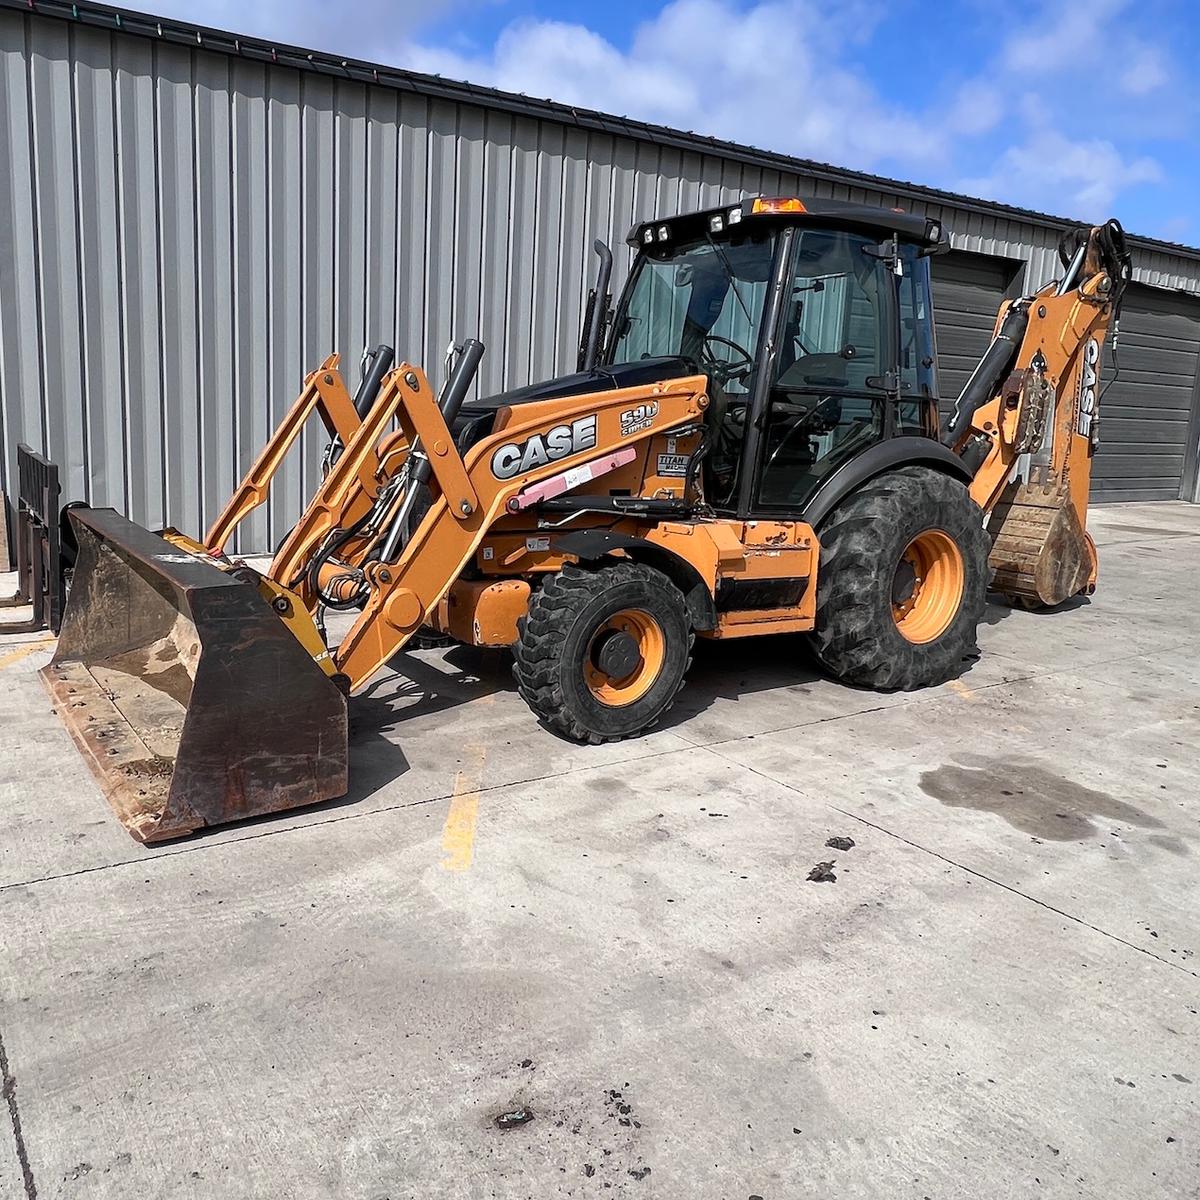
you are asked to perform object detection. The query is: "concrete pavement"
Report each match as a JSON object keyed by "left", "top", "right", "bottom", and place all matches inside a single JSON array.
[{"left": 0, "top": 501, "right": 1197, "bottom": 1198}]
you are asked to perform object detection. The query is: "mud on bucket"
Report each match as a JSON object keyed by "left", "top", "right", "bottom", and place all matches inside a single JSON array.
[{"left": 41, "top": 509, "right": 348, "bottom": 843}]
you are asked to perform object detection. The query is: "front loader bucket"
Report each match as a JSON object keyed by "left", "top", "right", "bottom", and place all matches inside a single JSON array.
[
  {"left": 988, "top": 483, "right": 1097, "bottom": 608},
  {"left": 41, "top": 509, "right": 348, "bottom": 843}
]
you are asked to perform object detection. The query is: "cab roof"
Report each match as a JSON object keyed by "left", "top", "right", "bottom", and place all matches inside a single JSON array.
[{"left": 627, "top": 195, "right": 949, "bottom": 252}]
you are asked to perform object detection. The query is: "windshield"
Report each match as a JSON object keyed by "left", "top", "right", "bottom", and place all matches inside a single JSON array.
[{"left": 607, "top": 228, "right": 778, "bottom": 392}]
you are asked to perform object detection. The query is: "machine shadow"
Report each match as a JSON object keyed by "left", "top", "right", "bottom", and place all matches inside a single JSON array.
[
  {"left": 159, "top": 647, "right": 517, "bottom": 845},
  {"left": 978, "top": 591, "right": 1091, "bottom": 627},
  {"left": 170, "top": 610, "right": 1018, "bottom": 848},
  {"left": 347, "top": 644, "right": 516, "bottom": 783},
  {"left": 657, "top": 632, "right": 827, "bottom": 729}
]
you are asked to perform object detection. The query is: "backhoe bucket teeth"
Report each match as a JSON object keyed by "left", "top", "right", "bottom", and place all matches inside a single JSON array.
[
  {"left": 41, "top": 509, "right": 348, "bottom": 843},
  {"left": 987, "top": 484, "right": 1096, "bottom": 608}
]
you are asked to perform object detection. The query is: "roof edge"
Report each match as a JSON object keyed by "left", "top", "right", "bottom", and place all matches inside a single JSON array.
[{"left": 6, "top": 0, "right": 1199, "bottom": 264}]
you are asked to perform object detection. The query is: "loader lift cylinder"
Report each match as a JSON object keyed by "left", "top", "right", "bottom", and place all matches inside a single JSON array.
[
  {"left": 377, "top": 338, "right": 485, "bottom": 563},
  {"left": 325, "top": 344, "right": 395, "bottom": 473},
  {"left": 352, "top": 344, "right": 395, "bottom": 417}
]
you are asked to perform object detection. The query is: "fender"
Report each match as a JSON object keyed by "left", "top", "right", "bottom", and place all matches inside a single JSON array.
[
  {"left": 801, "top": 436, "right": 973, "bottom": 530},
  {"left": 553, "top": 530, "right": 718, "bottom": 631}
]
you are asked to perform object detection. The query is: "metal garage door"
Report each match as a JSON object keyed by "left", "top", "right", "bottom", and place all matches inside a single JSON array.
[
  {"left": 931, "top": 251, "right": 1022, "bottom": 423},
  {"left": 1092, "top": 284, "right": 1200, "bottom": 502}
]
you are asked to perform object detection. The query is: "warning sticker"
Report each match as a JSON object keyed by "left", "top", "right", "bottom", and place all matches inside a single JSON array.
[
  {"left": 525, "top": 536, "right": 551, "bottom": 553},
  {"left": 656, "top": 453, "right": 689, "bottom": 478}
]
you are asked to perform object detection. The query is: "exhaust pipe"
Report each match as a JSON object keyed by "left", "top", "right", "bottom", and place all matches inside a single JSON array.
[{"left": 579, "top": 240, "right": 613, "bottom": 372}]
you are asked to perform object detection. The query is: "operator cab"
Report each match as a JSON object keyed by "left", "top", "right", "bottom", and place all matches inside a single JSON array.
[{"left": 604, "top": 196, "right": 948, "bottom": 516}]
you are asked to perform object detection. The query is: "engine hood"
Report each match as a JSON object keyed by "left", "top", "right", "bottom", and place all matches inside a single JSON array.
[{"left": 454, "top": 356, "right": 694, "bottom": 448}]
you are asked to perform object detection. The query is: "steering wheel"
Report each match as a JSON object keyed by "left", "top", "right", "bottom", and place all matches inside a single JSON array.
[{"left": 698, "top": 334, "right": 755, "bottom": 385}]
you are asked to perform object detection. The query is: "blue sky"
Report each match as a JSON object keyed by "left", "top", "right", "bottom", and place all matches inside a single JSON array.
[{"left": 145, "top": 0, "right": 1199, "bottom": 245}]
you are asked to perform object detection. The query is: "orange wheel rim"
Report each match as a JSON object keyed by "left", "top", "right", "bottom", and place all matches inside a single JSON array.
[
  {"left": 583, "top": 608, "right": 666, "bottom": 706},
  {"left": 892, "top": 529, "right": 965, "bottom": 644}
]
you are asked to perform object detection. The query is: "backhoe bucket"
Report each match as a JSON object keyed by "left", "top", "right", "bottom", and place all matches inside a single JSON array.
[
  {"left": 987, "top": 483, "right": 1097, "bottom": 607},
  {"left": 41, "top": 509, "right": 348, "bottom": 843}
]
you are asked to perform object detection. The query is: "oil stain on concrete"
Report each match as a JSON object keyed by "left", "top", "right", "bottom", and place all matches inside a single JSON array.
[{"left": 919, "top": 761, "right": 1166, "bottom": 841}]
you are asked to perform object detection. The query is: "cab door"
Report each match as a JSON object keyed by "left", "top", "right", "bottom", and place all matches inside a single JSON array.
[{"left": 748, "top": 228, "right": 930, "bottom": 515}]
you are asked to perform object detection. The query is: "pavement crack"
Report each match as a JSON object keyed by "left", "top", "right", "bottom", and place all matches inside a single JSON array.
[
  {"left": 671, "top": 699, "right": 898, "bottom": 749},
  {"left": 685, "top": 641, "right": 1191, "bottom": 753},
  {"left": 0, "top": 793, "right": 450, "bottom": 892},
  {"left": 699, "top": 744, "right": 1197, "bottom": 979},
  {"left": 829, "top": 806, "right": 1199, "bottom": 979},
  {"left": 0, "top": 1026, "right": 38, "bottom": 1200},
  {"left": 0, "top": 742, "right": 694, "bottom": 893}
]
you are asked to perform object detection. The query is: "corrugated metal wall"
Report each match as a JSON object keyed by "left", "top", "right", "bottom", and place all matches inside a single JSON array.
[
  {"left": 3, "top": 6, "right": 1200, "bottom": 549},
  {"left": 1091, "top": 285, "right": 1200, "bottom": 502}
]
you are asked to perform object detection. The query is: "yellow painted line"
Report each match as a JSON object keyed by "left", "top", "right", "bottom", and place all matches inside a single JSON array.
[
  {"left": 947, "top": 679, "right": 978, "bottom": 703},
  {"left": 440, "top": 743, "right": 487, "bottom": 872},
  {"left": 0, "top": 635, "right": 55, "bottom": 672}
]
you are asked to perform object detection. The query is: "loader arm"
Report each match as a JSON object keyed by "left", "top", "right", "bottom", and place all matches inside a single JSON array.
[
  {"left": 945, "top": 220, "right": 1131, "bottom": 605},
  {"left": 330, "top": 377, "right": 710, "bottom": 690},
  {"left": 203, "top": 355, "right": 360, "bottom": 555}
]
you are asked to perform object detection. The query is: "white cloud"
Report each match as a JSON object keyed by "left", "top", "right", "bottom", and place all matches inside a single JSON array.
[
  {"left": 1001, "top": 0, "right": 1129, "bottom": 73},
  {"left": 998, "top": 0, "right": 1170, "bottom": 99},
  {"left": 958, "top": 128, "right": 1162, "bottom": 219},
  {"left": 404, "top": 0, "right": 1182, "bottom": 222},
  {"left": 1119, "top": 45, "right": 1169, "bottom": 95},
  {"left": 950, "top": 1, "right": 1175, "bottom": 220},
  {"left": 943, "top": 80, "right": 1004, "bottom": 137},
  {"left": 409, "top": 0, "right": 948, "bottom": 174}
]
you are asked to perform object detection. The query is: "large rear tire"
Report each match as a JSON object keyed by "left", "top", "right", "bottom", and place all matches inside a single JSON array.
[
  {"left": 513, "top": 562, "right": 692, "bottom": 744},
  {"left": 808, "top": 466, "right": 989, "bottom": 690}
]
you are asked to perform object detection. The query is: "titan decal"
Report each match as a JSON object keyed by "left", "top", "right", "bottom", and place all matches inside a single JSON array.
[
  {"left": 491, "top": 415, "right": 598, "bottom": 479},
  {"left": 656, "top": 453, "right": 689, "bottom": 477}
]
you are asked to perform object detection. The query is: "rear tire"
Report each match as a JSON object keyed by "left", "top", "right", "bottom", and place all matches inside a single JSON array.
[
  {"left": 808, "top": 466, "right": 989, "bottom": 690},
  {"left": 513, "top": 562, "right": 693, "bottom": 744}
]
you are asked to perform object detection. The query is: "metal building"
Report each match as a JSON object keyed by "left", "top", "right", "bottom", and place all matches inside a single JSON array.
[{"left": 3, "top": 0, "right": 1200, "bottom": 553}]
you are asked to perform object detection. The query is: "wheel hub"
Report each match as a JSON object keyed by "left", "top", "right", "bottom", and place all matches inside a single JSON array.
[
  {"left": 592, "top": 629, "right": 641, "bottom": 679},
  {"left": 583, "top": 608, "right": 667, "bottom": 707},
  {"left": 891, "top": 559, "right": 917, "bottom": 605}
]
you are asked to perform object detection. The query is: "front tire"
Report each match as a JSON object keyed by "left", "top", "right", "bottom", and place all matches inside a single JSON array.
[
  {"left": 513, "top": 562, "right": 692, "bottom": 744},
  {"left": 808, "top": 466, "right": 989, "bottom": 690}
]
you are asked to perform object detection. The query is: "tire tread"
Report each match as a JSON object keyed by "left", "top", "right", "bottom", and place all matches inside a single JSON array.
[{"left": 512, "top": 562, "right": 693, "bottom": 743}]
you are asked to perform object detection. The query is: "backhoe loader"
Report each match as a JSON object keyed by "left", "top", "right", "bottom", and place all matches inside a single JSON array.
[{"left": 41, "top": 197, "right": 1131, "bottom": 842}]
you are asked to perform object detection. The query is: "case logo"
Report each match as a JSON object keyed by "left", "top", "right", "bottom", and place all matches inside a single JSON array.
[
  {"left": 491, "top": 415, "right": 598, "bottom": 479},
  {"left": 1076, "top": 337, "right": 1100, "bottom": 437}
]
